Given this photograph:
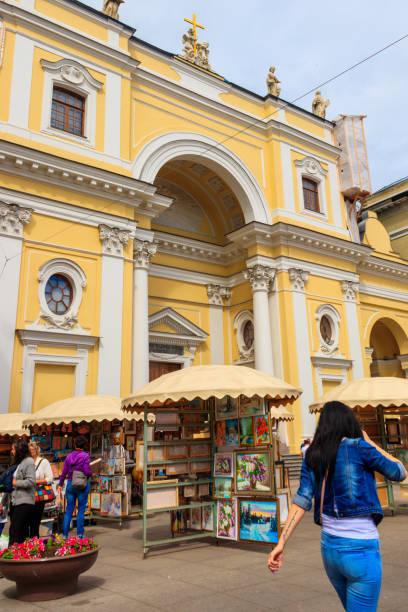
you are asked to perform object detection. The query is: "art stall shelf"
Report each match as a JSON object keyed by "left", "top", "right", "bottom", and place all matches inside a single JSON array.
[{"left": 121, "top": 364, "right": 301, "bottom": 558}]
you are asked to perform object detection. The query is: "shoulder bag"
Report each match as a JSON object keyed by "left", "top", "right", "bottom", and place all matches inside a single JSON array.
[{"left": 35, "top": 458, "right": 55, "bottom": 503}]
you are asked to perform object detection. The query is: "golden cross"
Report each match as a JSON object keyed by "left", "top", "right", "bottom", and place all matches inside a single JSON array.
[{"left": 184, "top": 13, "right": 205, "bottom": 57}]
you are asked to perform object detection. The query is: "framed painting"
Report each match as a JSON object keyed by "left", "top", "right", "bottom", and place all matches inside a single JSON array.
[
  {"left": 225, "top": 419, "right": 239, "bottom": 447},
  {"left": 239, "top": 417, "right": 254, "bottom": 446},
  {"left": 215, "top": 396, "right": 238, "bottom": 420},
  {"left": 277, "top": 490, "right": 291, "bottom": 525},
  {"left": 151, "top": 446, "right": 165, "bottom": 462},
  {"left": 217, "top": 499, "right": 237, "bottom": 540},
  {"left": 202, "top": 503, "right": 214, "bottom": 531},
  {"left": 97, "top": 475, "right": 111, "bottom": 492},
  {"left": 123, "top": 419, "right": 137, "bottom": 434},
  {"left": 191, "top": 460, "right": 211, "bottom": 473},
  {"left": 214, "top": 452, "right": 234, "bottom": 477},
  {"left": 90, "top": 434, "right": 102, "bottom": 456},
  {"left": 386, "top": 419, "right": 401, "bottom": 445},
  {"left": 238, "top": 498, "right": 280, "bottom": 545},
  {"left": 90, "top": 492, "right": 101, "bottom": 510},
  {"left": 198, "top": 483, "right": 210, "bottom": 496},
  {"left": 235, "top": 451, "right": 273, "bottom": 495},
  {"left": 275, "top": 462, "right": 284, "bottom": 490},
  {"left": 215, "top": 420, "right": 226, "bottom": 447},
  {"left": 190, "top": 443, "right": 211, "bottom": 458},
  {"left": 396, "top": 448, "right": 408, "bottom": 470},
  {"left": 101, "top": 492, "right": 122, "bottom": 517},
  {"left": 254, "top": 415, "right": 271, "bottom": 445},
  {"left": 126, "top": 436, "right": 135, "bottom": 451},
  {"left": 146, "top": 480, "right": 179, "bottom": 510},
  {"left": 166, "top": 462, "right": 188, "bottom": 475},
  {"left": 136, "top": 441, "right": 146, "bottom": 470},
  {"left": 213, "top": 476, "right": 233, "bottom": 499},
  {"left": 113, "top": 476, "right": 123, "bottom": 492},
  {"left": 190, "top": 507, "right": 202, "bottom": 530},
  {"left": 377, "top": 485, "right": 389, "bottom": 508},
  {"left": 91, "top": 421, "right": 103, "bottom": 435},
  {"left": 166, "top": 444, "right": 188, "bottom": 460},
  {"left": 239, "top": 396, "right": 264, "bottom": 418},
  {"left": 183, "top": 485, "right": 196, "bottom": 498}
]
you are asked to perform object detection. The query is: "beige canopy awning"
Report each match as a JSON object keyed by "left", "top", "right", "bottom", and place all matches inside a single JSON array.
[
  {"left": 23, "top": 395, "right": 155, "bottom": 428},
  {"left": 310, "top": 377, "right": 408, "bottom": 413},
  {"left": 0, "top": 413, "right": 26, "bottom": 437},
  {"left": 270, "top": 406, "right": 294, "bottom": 422},
  {"left": 122, "top": 365, "right": 302, "bottom": 412}
]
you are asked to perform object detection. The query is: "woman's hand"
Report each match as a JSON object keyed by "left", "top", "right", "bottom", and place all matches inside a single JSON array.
[{"left": 268, "top": 542, "right": 284, "bottom": 573}]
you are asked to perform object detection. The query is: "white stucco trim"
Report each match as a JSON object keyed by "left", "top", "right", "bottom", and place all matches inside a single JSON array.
[
  {"left": 132, "top": 132, "right": 271, "bottom": 224},
  {"left": 280, "top": 142, "right": 295, "bottom": 212},
  {"left": 315, "top": 303, "right": 341, "bottom": 354},
  {"left": 295, "top": 156, "right": 328, "bottom": 219},
  {"left": 9, "top": 33, "right": 34, "bottom": 129},
  {"left": 104, "top": 71, "right": 122, "bottom": 158},
  {"left": 314, "top": 369, "right": 348, "bottom": 398},
  {"left": 233, "top": 309, "right": 254, "bottom": 363}
]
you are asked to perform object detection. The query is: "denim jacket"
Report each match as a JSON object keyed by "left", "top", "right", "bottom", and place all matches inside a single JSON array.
[{"left": 293, "top": 438, "right": 407, "bottom": 526}]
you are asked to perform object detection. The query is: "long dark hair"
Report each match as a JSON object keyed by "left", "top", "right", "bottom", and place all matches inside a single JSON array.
[
  {"left": 13, "top": 438, "right": 31, "bottom": 465},
  {"left": 306, "top": 401, "right": 363, "bottom": 482}
]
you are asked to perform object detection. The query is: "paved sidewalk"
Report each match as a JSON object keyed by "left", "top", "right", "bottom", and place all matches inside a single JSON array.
[{"left": 1, "top": 509, "right": 407, "bottom": 611}]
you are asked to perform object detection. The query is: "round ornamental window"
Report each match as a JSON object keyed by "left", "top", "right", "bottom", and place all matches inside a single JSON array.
[
  {"left": 320, "top": 315, "right": 333, "bottom": 345},
  {"left": 243, "top": 320, "right": 254, "bottom": 350},
  {"left": 45, "top": 274, "right": 73, "bottom": 314}
]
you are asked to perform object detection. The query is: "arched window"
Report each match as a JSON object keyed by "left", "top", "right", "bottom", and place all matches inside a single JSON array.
[
  {"left": 302, "top": 177, "right": 320, "bottom": 213},
  {"left": 51, "top": 87, "right": 85, "bottom": 136},
  {"left": 45, "top": 274, "right": 73, "bottom": 315}
]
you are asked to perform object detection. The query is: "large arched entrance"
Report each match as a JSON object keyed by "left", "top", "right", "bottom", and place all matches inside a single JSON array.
[{"left": 369, "top": 319, "right": 405, "bottom": 378}]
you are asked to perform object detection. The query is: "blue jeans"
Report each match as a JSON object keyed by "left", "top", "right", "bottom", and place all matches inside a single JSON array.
[
  {"left": 321, "top": 531, "right": 382, "bottom": 611},
  {"left": 63, "top": 480, "right": 90, "bottom": 538}
]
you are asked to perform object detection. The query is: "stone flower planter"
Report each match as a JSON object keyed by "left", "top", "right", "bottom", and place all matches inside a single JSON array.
[{"left": 0, "top": 547, "right": 99, "bottom": 602}]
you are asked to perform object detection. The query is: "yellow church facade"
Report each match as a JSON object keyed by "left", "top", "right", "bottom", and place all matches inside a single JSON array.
[{"left": 1, "top": 0, "right": 408, "bottom": 452}]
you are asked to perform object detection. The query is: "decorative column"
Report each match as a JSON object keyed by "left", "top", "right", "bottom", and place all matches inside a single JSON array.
[
  {"left": 342, "top": 281, "right": 364, "bottom": 379},
  {"left": 0, "top": 202, "right": 32, "bottom": 413},
  {"left": 397, "top": 355, "right": 408, "bottom": 378},
  {"left": 206, "top": 284, "right": 231, "bottom": 365},
  {"left": 97, "top": 225, "right": 131, "bottom": 396},
  {"left": 132, "top": 239, "right": 157, "bottom": 391},
  {"left": 289, "top": 268, "right": 315, "bottom": 437},
  {"left": 244, "top": 264, "right": 275, "bottom": 375}
]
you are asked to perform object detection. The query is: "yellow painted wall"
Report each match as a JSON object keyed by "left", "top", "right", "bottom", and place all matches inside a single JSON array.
[
  {"left": 31, "top": 363, "right": 75, "bottom": 413},
  {"left": 0, "top": 29, "right": 16, "bottom": 122}
]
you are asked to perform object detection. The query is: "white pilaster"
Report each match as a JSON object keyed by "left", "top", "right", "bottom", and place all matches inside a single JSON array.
[
  {"left": 245, "top": 264, "right": 275, "bottom": 375},
  {"left": 0, "top": 202, "right": 32, "bottom": 412},
  {"left": 328, "top": 161, "right": 343, "bottom": 228},
  {"left": 342, "top": 281, "right": 364, "bottom": 379},
  {"left": 132, "top": 239, "right": 157, "bottom": 391},
  {"left": 206, "top": 284, "right": 230, "bottom": 365},
  {"left": 268, "top": 278, "right": 283, "bottom": 379},
  {"left": 280, "top": 142, "right": 295, "bottom": 212},
  {"left": 289, "top": 268, "right": 315, "bottom": 437},
  {"left": 9, "top": 34, "right": 34, "bottom": 129},
  {"left": 104, "top": 72, "right": 122, "bottom": 158},
  {"left": 97, "top": 225, "right": 130, "bottom": 396}
]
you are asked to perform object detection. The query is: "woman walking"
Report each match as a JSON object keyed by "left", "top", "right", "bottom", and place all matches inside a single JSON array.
[
  {"left": 8, "top": 438, "right": 36, "bottom": 545},
  {"left": 28, "top": 440, "right": 54, "bottom": 538},
  {"left": 58, "top": 435, "right": 92, "bottom": 539},
  {"left": 268, "top": 401, "right": 407, "bottom": 612}
]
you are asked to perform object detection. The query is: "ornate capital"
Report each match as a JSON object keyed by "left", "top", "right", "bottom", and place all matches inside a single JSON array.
[
  {"left": 289, "top": 268, "right": 309, "bottom": 291},
  {"left": 99, "top": 224, "right": 130, "bottom": 256},
  {"left": 206, "top": 284, "right": 231, "bottom": 306},
  {"left": 342, "top": 281, "right": 359, "bottom": 301},
  {"left": 0, "top": 202, "right": 32, "bottom": 237},
  {"left": 134, "top": 239, "right": 157, "bottom": 269},
  {"left": 244, "top": 264, "right": 275, "bottom": 292}
]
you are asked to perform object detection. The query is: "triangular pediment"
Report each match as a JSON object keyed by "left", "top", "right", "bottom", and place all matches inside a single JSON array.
[{"left": 148, "top": 308, "right": 208, "bottom": 344}]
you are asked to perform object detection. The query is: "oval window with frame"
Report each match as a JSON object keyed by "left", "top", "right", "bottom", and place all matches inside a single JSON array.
[
  {"left": 320, "top": 315, "right": 333, "bottom": 345},
  {"left": 45, "top": 274, "right": 73, "bottom": 315},
  {"left": 243, "top": 320, "right": 254, "bottom": 350}
]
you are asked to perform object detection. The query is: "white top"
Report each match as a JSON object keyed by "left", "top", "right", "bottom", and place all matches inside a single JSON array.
[
  {"left": 35, "top": 456, "right": 54, "bottom": 485},
  {"left": 301, "top": 444, "right": 310, "bottom": 458},
  {"left": 322, "top": 513, "right": 379, "bottom": 540}
]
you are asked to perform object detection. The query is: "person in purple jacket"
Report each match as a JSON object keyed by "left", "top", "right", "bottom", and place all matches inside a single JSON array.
[{"left": 58, "top": 435, "right": 92, "bottom": 539}]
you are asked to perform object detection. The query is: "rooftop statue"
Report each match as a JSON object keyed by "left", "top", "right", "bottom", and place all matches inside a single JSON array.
[
  {"left": 180, "top": 14, "right": 212, "bottom": 71},
  {"left": 102, "top": 0, "right": 124, "bottom": 20},
  {"left": 266, "top": 66, "right": 281, "bottom": 97},
  {"left": 182, "top": 28, "right": 196, "bottom": 63},
  {"left": 312, "top": 90, "right": 330, "bottom": 119}
]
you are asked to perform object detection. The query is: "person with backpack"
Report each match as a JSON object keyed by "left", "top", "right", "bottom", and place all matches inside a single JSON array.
[
  {"left": 58, "top": 435, "right": 92, "bottom": 539},
  {"left": 8, "top": 438, "right": 36, "bottom": 545}
]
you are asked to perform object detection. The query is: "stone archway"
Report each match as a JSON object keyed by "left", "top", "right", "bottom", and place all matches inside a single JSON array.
[
  {"left": 369, "top": 317, "right": 408, "bottom": 378},
  {"left": 132, "top": 131, "right": 271, "bottom": 225}
]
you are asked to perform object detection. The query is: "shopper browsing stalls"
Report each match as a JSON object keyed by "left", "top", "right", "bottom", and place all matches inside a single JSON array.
[
  {"left": 8, "top": 438, "right": 36, "bottom": 545},
  {"left": 58, "top": 435, "right": 92, "bottom": 539},
  {"left": 28, "top": 440, "right": 54, "bottom": 538}
]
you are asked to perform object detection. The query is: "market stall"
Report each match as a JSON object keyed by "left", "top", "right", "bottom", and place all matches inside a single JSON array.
[
  {"left": 22, "top": 395, "right": 155, "bottom": 530},
  {"left": 0, "top": 413, "right": 26, "bottom": 474},
  {"left": 310, "top": 376, "right": 408, "bottom": 511},
  {"left": 122, "top": 364, "right": 301, "bottom": 557}
]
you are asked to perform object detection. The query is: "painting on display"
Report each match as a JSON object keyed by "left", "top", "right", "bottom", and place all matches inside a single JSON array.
[
  {"left": 90, "top": 492, "right": 101, "bottom": 510},
  {"left": 277, "top": 491, "right": 291, "bottom": 525},
  {"left": 215, "top": 420, "right": 226, "bottom": 447},
  {"left": 254, "top": 415, "right": 271, "bottom": 445},
  {"left": 101, "top": 493, "right": 122, "bottom": 517},
  {"left": 214, "top": 452, "right": 234, "bottom": 477},
  {"left": 146, "top": 480, "right": 179, "bottom": 510},
  {"left": 235, "top": 451, "right": 272, "bottom": 494},
  {"left": 239, "top": 417, "right": 254, "bottom": 446},
  {"left": 396, "top": 448, "right": 408, "bottom": 470},
  {"left": 202, "top": 504, "right": 214, "bottom": 531},
  {"left": 239, "top": 396, "right": 264, "bottom": 417},
  {"left": 190, "top": 507, "right": 202, "bottom": 530},
  {"left": 90, "top": 435, "right": 103, "bottom": 456},
  {"left": 238, "top": 498, "right": 280, "bottom": 545},
  {"left": 191, "top": 460, "right": 211, "bottom": 473},
  {"left": 97, "top": 476, "right": 111, "bottom": 493},
  {"left": 225, "top": 419, "right": 239, "bottom": 446},
  {"left": 217, "top": 499, "right": 237, "bottom": 540},
  {"left": 386, "top": 419, "right": 401, "bottom": 445},
  {"left": 215, "top": 396, "right": 238, "bottom": 420},
  {"left": 190, "top": 443, "right": 211, "bottom": 458},
  {"left": 213, "top": 477, "right": 233, "bottom": 499},
  {"left": 126, "top": 436, "right": 135, "bottom": 451}
]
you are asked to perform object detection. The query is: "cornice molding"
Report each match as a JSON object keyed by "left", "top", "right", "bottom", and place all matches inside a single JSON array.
[
  {"left": 18, "top": 328, "right": 98, "bottom": 349},
  {"left": 359, "top": 255, "right": 408, "bottom": 281},
  {"left": 149, "top": 307, "right": 208, "bottom": 344},
  {"left": 359, "top": 282, "right": 408, "bottom": 303},
  {"left": 311, "top": 355, "right": 353, "bottom": 369},
  {"left": 154, "top": 230, "right": 244, "bottom": 266},
  {"left": 0, "top": 140, "right": 173, "bottom": 218}
]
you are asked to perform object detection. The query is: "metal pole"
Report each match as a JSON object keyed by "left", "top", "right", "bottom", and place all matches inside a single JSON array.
[
  {"left": 143, "top": 406, "right": 148, "bottom": 556},
  {"left": 378, "top": 405, "right": 395, "bottom": 510}
]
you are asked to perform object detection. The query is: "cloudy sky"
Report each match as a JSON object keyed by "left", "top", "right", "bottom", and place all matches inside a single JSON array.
[{"left": 85, "top": 0, "right": 408, "bottom": 192}]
